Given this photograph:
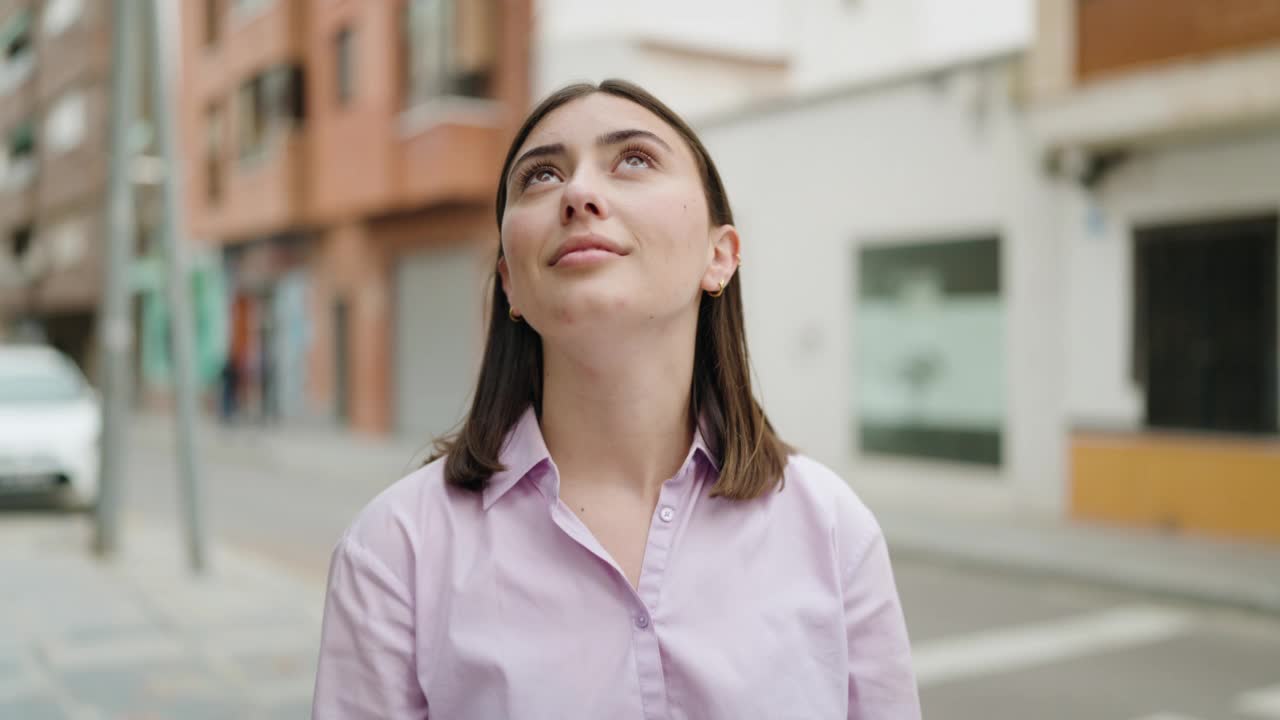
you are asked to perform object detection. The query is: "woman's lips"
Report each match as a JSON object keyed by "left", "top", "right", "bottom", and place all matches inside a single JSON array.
[
  {"left": 552, "top": 247, "right": 622, "bottom": 268},
  {"left": 549, "top": 234, "right": 627, "bottom": 267}
]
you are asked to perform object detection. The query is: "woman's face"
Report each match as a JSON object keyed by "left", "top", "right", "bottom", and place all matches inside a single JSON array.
[{"left": 498, "top": 93, "right": 738, "bottom": 338}]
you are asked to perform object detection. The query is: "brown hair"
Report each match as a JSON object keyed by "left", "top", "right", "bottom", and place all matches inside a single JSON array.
[{"left": 434, "top": 79, "right": 791, "bottom": 500}]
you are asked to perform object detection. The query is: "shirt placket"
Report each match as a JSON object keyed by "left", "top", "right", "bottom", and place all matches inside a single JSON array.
[
  {"left": 544, "top": 458, "right": 703, "bottom": 720},
  {"left": 631, "top": 458, "right": 703, "bottom": 720}
]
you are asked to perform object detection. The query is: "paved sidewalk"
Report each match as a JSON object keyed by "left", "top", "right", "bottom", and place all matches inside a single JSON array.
[
  {"left": 873, "top": 500, "right": 1280, "bottom": 616},
  {"left": 132, "top": 410, "right": 1280, "bottom": 616},
  {"left": 130, "top": 412, "right": 427, "bottom": 488},
  {"left": 0, "top": 514, "right": 324, "bottom": 719}
]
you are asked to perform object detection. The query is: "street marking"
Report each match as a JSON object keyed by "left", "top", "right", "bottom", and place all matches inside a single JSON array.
[
  {"left": 1238, "top": 684, "right": 1280, "bottom": 719},
  {"left": 912, "top": 605, "right": 1192, "bottom": 687}
]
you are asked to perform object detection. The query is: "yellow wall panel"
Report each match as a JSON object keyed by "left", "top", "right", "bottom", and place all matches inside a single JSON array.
[{"left": 1071, "top": 432, "right": 1280, "bottom": 542}]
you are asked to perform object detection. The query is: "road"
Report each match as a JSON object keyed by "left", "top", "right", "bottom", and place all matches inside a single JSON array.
[{"left": 121, "top": 415, "right": 1280, "bottom": 719}]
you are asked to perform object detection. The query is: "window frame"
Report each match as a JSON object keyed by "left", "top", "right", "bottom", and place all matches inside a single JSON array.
[{"left": 334, "top": 25, "right": 355, "bottom": 106}]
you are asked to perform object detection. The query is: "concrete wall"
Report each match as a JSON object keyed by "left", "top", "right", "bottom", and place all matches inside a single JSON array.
[
  {"left": 788, "top": 0, "right": 1032, "bottom": 91},
  {"left": 535, "top": 0, "right": 788, "bottom": 63},
  {"left": 534, "top": 0, "right": 1031, "bottom": 119},
  {"left": 536, "top": 36, "right": 788, "bottom": 120},
  {"left": 699, "top": 57, "right": 1067, "bottom": 512}
]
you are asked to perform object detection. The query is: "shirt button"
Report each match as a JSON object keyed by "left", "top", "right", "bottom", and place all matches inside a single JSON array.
[
  {"left": 635, "top": 614, "right": 650, "bottom": 629},
  {"left": 659, "top": 506, "right": 675, "bottom": 523}
]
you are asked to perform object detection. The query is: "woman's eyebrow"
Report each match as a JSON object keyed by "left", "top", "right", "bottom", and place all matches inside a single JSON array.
[
  {"left": 596, "top": 128, "right": 673, "bottom": 153},
  {"left": 508, "top": 129, "right": 674, "bottom": 186},
  {"left": 509, "top": 142, "right": 566, "bottom": 184}
]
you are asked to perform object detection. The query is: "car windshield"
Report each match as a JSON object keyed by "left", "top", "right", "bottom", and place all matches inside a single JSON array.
[{"left": 0, "top": 357, "right": 87, "bottom": 405}]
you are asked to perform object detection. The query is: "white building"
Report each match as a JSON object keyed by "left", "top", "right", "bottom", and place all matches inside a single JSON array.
[
  {"left": 535, "top": 0, "right": 1280, "bottom": 541},
  {"left": 1025, "top": 0, "right": 1280, "bottom": 541},
  {"left": 534, "top": 0, "right": 1032, "bottom": 120},
  {"left": 702, "top": 55, "right": 1061, "bottom": 515},
  {"left": 534, "top": 0, "right": 790, "bottom": 118},
  {"left": 788, "top": 0, "right": 1031, "bottom": 91}
]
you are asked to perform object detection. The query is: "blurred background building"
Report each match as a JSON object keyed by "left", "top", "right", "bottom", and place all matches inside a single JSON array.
[
  {"left": 0, "top": 0, "right": 118, "bottom": 375},
  {"left": 1029, "top": 0, "right": 1280, "bottom": 541},
  {"left": 0, "top": 0, "right": 1276, "bottom": 544},
  {"left": 179, "top": 0, "right": 531, "bottom": 435},
  {"left": 697, "top": 0, "right": 1280, "bottom": 543},
  {"left": 543, "top": 0, "right": 1280, "bottom": 543}
]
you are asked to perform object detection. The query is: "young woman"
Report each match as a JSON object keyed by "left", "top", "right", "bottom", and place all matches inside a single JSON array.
[{"left": 312, "top": 80, "right": 920, "bottom": 719}]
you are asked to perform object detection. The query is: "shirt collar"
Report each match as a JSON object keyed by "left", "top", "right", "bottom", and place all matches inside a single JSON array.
[
  {"left": 482, "top": 406, "right": 551, "bottom": 511},
  {"left": 480, "top": 406, "right": 722, "bottom": 511},
  {"left": 691, "top": 414, "right": 722, "bottom": 473}
]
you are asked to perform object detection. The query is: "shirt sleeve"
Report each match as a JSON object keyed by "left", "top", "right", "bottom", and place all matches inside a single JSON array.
[
  {"left": 843, "top": 523, "right": 922, "bottom": 719},
  {"left": 312, "top": 536, "right": 428, "bottom": 719}
]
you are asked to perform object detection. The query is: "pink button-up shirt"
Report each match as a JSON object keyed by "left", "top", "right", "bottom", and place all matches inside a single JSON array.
[{"left": 312, "top": 408, "right": 920, "bottom": 719}]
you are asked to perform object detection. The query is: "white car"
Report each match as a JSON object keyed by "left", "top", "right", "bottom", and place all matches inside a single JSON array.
[{"left": 0, "top": 344, "right": 101, "bottom": 509}]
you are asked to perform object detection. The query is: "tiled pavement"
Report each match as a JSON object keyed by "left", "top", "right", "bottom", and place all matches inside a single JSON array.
[{"left": 0, "top": 514, "right": 324, "bottom": 720}]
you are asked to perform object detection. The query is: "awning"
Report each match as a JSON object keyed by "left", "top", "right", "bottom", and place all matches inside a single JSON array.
[{"left": 1030, "top": 44, "right": 1280, "bottom": 153}]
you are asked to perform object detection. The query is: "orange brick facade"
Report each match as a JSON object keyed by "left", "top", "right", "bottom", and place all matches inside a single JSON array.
[{"left": 181, "top": 0, "right": 530, "bottom": 435}]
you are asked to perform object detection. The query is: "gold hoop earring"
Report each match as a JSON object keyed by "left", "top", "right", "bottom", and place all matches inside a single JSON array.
[
  {"left": 508, "top": 307, "right": 522, "bottom": 322},
  {"left": 708, "top": 280, "right": 726, "bottom": 298}
]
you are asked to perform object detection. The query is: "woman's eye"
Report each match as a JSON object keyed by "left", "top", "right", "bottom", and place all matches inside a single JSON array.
[
  {"left": 528, "top": 168, "right": 559, "bottom": 186},
  {"left": 621, "top": 154, "right": 651, "bottom": 169}
]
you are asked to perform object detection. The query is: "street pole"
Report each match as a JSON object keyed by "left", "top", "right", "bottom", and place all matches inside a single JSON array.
[
  {"left": 141, "top": 0, "right": 208, "bottom": 573},
  {"left": 94, "top": 0, "right": 141, "bottom": 558}
]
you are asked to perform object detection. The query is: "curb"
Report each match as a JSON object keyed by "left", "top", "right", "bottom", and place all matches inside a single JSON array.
[{"left": 882, "top": 521, "right": 1280, "bottom": 617}]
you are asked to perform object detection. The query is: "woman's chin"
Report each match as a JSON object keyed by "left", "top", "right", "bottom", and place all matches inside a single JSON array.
[{"left": 535, "top": 293, "right": 643, "bottom": 332}]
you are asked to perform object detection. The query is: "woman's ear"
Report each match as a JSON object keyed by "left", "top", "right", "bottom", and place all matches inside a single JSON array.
[
  {"left": 701, "top": 224, "right": 741, "bottom": 293},
  {"left": 497, "top": 255, "right": 516, "bottom": 312}
]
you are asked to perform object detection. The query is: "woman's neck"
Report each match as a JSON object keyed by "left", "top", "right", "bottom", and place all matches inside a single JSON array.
[{"left": 539, "top": 318, "right": 698, "bottom": 501}]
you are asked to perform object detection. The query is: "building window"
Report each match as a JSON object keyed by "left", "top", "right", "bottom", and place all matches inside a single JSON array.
[
  {"left": 403, "top": 0, "right": 496, "bottom": 108},
  {"left": 1133, "top": 216, "right": 1278, "bottom": 434},
  {"left": 3, "top": 119, "right": 38, "bottom": 189},
  {"left": 43, "top": 0, "right": 84, "bottom": 37},
  {"left": 238, "top": 76, "right": 265, "bottom": 160},
  {"left": 237, "top": 64, "right": 304, "bottom": 161},
  {"left": 0, "top": 9, "right": 35, "bottom": 94},
  {"left": 45, "top": 90, "right": 86, "bottom": 154},
  {"left": 9, "top": 120, "right": 37, "bottom": 158},
  {"left": 8, "top": 224, "right": 37, "bottom": 281},
  {"left": 205, "top": 0, "right": 222, "bottom": 46},
  {"left": 335, "top": 26, "right": 355, "bottom": 105},
  {"left": 206, "top": 101, "right": 224, "bottom": 203},
  {"left": 10, "top": 225, "right": 32, "bottom": 259},
  {"left": 2, "top": 10, "right": 32, "bottom": 58},
  {"left": 855, "top": 236, "right": 1004, "bottom": 465},
  {"left": 267, "top": 64, "right": 306, "bottom": 124}
]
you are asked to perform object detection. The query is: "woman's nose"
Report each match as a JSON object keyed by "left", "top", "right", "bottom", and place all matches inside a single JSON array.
[{"left": 561, "top": 174, "right": 608, "bottom": 224}]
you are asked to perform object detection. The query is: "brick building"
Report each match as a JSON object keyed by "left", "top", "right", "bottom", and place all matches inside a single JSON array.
[
  {"left": 181, "top": 0, "right": 531, "bottom": 436},
  {"left": 0, "top": 0, "right": 123, "bottom": 373}
]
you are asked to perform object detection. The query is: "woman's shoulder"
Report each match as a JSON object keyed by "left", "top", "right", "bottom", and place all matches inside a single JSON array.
[
  {"left": 779, "top": 453, "right": 865, "bottom": 501},
  {"left": 777, "top": 452, "right": 882, "bottom": 537},
  {"left": 333, "top": 455, "right": 463, "bottom": 575}
]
